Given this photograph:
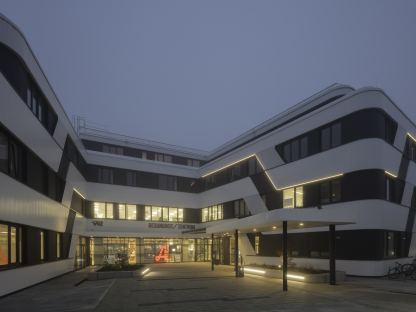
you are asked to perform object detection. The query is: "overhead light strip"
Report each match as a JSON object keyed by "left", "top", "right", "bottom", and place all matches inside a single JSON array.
[
  {"left": 201, "top": 154, "right": 256, "bottom": 178},
  {"left": 276, "top": 173, "right": 344, "bottom": 191},
  {"left": 384, "top": 170, "right": 397, "bottom": 178},
  {"left": 407, "top": 132, "right": 416, "bottom": 143},
  {"left": 201, "top": 154, "right": 279, "bottom": 190},
  {"left": 73, "top": 188, "right": 86, "bottom": 199}
]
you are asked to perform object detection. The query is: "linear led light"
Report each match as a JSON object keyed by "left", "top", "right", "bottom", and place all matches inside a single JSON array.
[
  {"left": 201, "top": 154, "right": 256, "bottom": 177},
  {"left": 201, "top": 154, "right": 279, "bottom": 190},
  {"left": 244, "top": 267, "right": 266, "bottom": 274},
  {"left": 73, "top": 188, "right": 86, "bottom": 199},
  {"left": 384, "top": 170, "right": 397, "bottom": 178},
  {"left": 287, "top": 274, "right": 305, "bottom": 280},
  {"left": 141, "top": 268, "right": 150, "bottom": 275},
  {"left": 256, "top": 156, "right": 279, "bottom": 190},
  {"left": 276, "top": 173, "right": 344, "bottom": 191},
  {"left": 407, "top": 132, "right": 416, "bottom": 143}
]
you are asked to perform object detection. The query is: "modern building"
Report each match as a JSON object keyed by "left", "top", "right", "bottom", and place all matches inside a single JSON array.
[{"left": 1, "top": 13, "right": 415, "bottom": 296}]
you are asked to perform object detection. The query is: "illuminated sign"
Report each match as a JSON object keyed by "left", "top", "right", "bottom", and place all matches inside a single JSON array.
[{"left": 148, "top": 223, "right": 196, "bottom": 230}]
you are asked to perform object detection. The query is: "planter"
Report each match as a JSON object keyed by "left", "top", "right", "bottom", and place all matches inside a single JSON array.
[
  {"left": 243, "top": 266, "right": 346, "bottom": 283},
  {"left": 87, "top": 266, "right": 150, "bottom": 280}
]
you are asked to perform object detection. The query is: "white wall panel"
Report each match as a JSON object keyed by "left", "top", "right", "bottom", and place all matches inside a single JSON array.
[
  {"left": 268, "top": 139, "right": 401, "bottom": 190},
  {"left": 85, "top": 151, "right": 199, "bottom": 178},
  {"left": 0, "top": 173, "right": 69, "bottom": 232},
  {"left": 0, "top": 75, "right": 63, "bottom": 171}
]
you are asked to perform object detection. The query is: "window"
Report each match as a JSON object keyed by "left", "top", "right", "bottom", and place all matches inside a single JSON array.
[
  {"left": 321, "top": 127, "right": 331, "bottom": 151},
  {"left": 106, "top": 203, "right": 114, "bottom": 219},
  {"left": 201, "top": 205, "right": 224, "bottom": 222},
  {"left": 291, "top": 140, "right": 299, "bottom": 161},
  {"left": 159, "top": 175, "right": 177, "bottom": 191},
  {"left": 187, "top": 159, "right": 200, "bottom": 167},
  {"left": 202, "top": 208, "right": 209, "bottom": 222},
  {"left": 283, "top": 188, "right": 294, "bottom": 208},
  {"left": 0, "top": 224, "right": 8, "bottom": 265},
  {"left": 93, "top": 202, "right": 106, "bottom": 218},
  {"left": 156, "top": 153, "right": 172, "bottom": 163},
  {"left": 234, "top": 199, "right": 250, "bottom": 218},
  {"left": 255, "top": 235, "right": 260, "bottom": 255},
  {"left": 331, "top": 123, "right": 341, "bottom": 147},
  {"left": 320, "top": 180, "right": 341, "bottom": 204},
  {"left": 300, "top": 136, "right": 308, "bottom": 158},
  {"left": 102, "top": 145, "right": 123, "bottom": 155},
  {"left": 10, "top": 227, "right": 16, "bottom": 263},
  {"left": 145, "top": 206, "right": 151, "bottom": 221},
  {"left": 40, "top": 231, "right": 45, "bottom": 261},
  {"left": 248, "top": 157, "right": 261, "bottom": 176},
  {"left": 126, "top": 205, "right": 137, "bottom": 220},
  {"left": 119, "top": 204, "right": 126, "bottom": 219},
  {"left": 98, "top": 168, "right": 114, "bottom": 184},
  {"left": 178, "top": 208, "right": 184, "bottom": 222},
  {"left": 162, "top": 207, "right": 169, "bottom": 221},
  {"left": 283, "top": 187, "right": 303, "bottom": 208},
  {"left": 152, "top": 206, "right": 162, "bottom": 221},
  {"left": 126, "top": 171, "right": 136, "bottom": 186},
  {"left": 57, "top": 233, "right": 61, "bottom": 258},
  {"left": 0, "top": 131, "right": 8, "bottom": 173}
]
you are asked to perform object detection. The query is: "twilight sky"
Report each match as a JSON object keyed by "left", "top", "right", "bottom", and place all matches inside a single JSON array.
[{"left": 1, "top": 0, "right": 416, "bottom": 151}]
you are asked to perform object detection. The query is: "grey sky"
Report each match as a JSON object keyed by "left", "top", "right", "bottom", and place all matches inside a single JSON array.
[{"left": 1, "top": 0, "right": 415, "bottom": 151}]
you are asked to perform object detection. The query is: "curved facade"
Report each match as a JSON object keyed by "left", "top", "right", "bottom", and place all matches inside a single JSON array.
[{"left": 1, "top": 14, "right": 416, "bottom": 296}]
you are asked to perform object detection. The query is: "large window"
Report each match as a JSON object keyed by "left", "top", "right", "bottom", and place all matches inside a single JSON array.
[
  {"left": 98, "top": 168, "right": 114, "bottom": 184},
  {"left": 201, "top": 204, "right": 223, "bottom": 222},
  {"left": 320, "top": 180, "right": 341, "bottom": 204},
  {"left": 234, "top": 199, "right": 250, "bottom": 218},
  {"left": 119, "top": 204, "right": 126, "bottom": 219},
  {"left": 144, "top": 206, "right": 184, "bottom": 222},
  {"left": 93, "top": 202, "right": 106, "bottom": 219},
  {"left": 127, "top": 205, "right": 137, "bottom": 220},
  {"left": 283, "top": 186, "right": 303, "bottom": 208},
  {"left": 321, "top": 122, "right": 341, "bottom": 151},
  {"left": 106, "top": 203, "right": 114, "bottom": 219}
]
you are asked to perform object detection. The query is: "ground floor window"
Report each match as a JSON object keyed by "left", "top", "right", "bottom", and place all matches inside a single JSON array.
[
  {"left": 0, "top": 223, "right": 22, "bottom": 267},
  {"left": 89, "top": 237, "right": 211, "bottom": 265}
]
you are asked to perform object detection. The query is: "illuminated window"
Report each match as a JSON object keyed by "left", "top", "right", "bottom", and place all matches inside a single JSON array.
[
  {"left": 10, "top": 227, "right": 16, "bottom": 263},
  {"left": 145, "top": 206, "right": 151, "bottom": 221},
  {"left": 295, "top": 186, "right": 303, "bottom": 208},
  {"left": 93, "top": 202, "right": 105, "bottom": 218},
  {"left": 0, "top": 224, "right": 8, "bottom": 265},
  {"left": 202, "top": 208, "right": 209, "bottom": 222},
  {"left": 162, "top": 207, "right": 169, "bottom": 221},
  {"left": 57, "top": 233, "right": 61, "bottom": 258},
  {"left": 178, "top": 208, "right": 184, "bottom": 222},
  {"left": 106, "top": 203, "right": 114, "bottom": 219},
  {"left": 40, "top": 231, "right": 45, "bottom": 261},
  {"left": 283, "top": 188, "right": 295, "bottom": 208},
  {"left": 283, "top": 186, "right": 303, "bottom": 208},
  {"left": 255, "top": 235, "right": 260, "bottom": 255},
  {"left": 119, "top": 204, "right": 126, "bottom": 219},
  {"left": 127, "top": 205, "right": 137, "bottom": 220},
  {"left": 152, "top": 206, "right": 162, "bottom": 221},
  {"left": 201, "top": 205, "right": 224, "bottom": 222}
]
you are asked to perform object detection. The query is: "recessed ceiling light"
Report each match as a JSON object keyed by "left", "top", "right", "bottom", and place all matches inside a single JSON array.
[
  {"left": 253, "top": 228, "right": 257, "bottom": 232},
  {"left": 299, "top": 222, "right": 304, "bottom": 226},
  {"left": 272, "top": 226, "right": 277, "bottom": 230}
]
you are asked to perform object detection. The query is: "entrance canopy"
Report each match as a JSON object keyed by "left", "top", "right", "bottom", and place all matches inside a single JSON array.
[{"left": 206, "top": 206, "right": 355, "bottom": 234}]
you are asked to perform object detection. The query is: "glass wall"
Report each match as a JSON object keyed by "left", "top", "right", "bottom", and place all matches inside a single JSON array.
[{"left": 90, "top": 237, "right": 210, "bottom": 265}]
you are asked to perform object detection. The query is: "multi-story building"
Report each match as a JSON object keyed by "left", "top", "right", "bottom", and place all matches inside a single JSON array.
[{"left": 0, "top": 14, "right": 415, "bottom": 296}]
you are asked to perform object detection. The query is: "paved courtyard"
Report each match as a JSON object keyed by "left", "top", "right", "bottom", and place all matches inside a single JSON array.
[{"left": 1, "top": 263, "right": 416, "bottom": 311}]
